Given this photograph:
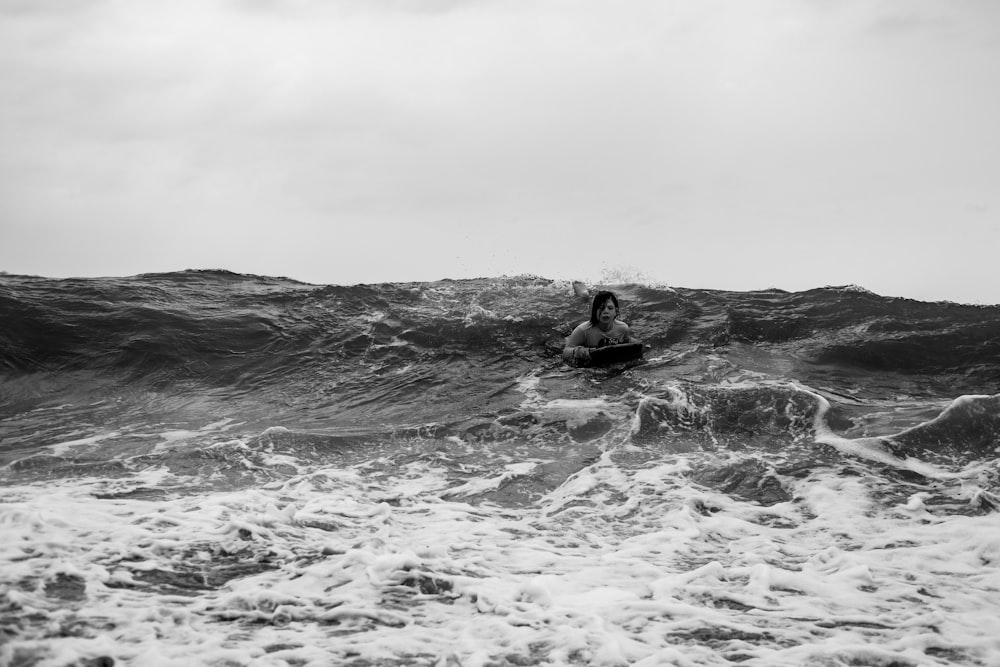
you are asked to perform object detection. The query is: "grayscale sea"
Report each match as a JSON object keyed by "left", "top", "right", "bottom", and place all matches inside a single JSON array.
[{"left": 2, "top": 271, "right": 998, "bottom": 666}]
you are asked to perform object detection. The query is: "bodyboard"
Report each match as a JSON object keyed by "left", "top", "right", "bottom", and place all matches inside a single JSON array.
[{"left": 587, "top": 342, "right": 644, "bottom": 367}]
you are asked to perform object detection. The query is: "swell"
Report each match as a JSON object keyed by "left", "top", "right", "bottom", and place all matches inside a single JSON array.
[
  {"left": 0, "top": 272, "right": 558, "bottom": 386},
  {"left": 623, "top": 382, "right": 999, "bottom": 513},
  {"left": 628, "top": 383, "right": 1000, "bottom": 467},
  {"left": 631, "top": 383, "right": 823, "bottom": 445},
  {"left": 0, "top": 271, "right": 310, "bottom": 381},
  {"left": 878, "top": 394, "right": 1000, "bottom": 464},
  {"left": 3, "top": 272, "right": 1000, "bottom": 400}
]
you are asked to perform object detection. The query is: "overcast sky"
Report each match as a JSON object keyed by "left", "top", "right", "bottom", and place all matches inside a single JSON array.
[{"left": 1, "top": 0, "right": 998, "bottom": 303}]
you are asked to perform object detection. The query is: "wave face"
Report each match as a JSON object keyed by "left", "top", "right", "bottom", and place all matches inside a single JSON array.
[{"left": 2, "top": 270, "right": 999, "bottom": 667}]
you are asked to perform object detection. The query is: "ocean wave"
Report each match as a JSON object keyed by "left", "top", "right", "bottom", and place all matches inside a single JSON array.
[
  {"left": 2, "top": 270, "right": 999, "bottom": 488},
  {"left": 3, "top": 270, "right": 1000, "bottom": 666}
]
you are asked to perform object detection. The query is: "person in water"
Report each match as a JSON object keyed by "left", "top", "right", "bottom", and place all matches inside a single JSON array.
[{"left": 563, "top": 290, "right": 632, "bottom": 364}]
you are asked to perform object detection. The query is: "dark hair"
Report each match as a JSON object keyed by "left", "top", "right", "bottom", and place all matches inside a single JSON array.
[{"left": 589, "top": 291, "right": 620, "bottom": 325}]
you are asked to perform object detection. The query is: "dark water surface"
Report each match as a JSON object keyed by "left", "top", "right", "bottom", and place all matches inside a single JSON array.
[{"left": 1, "top": 271, "right": 998, "bottom": 666}]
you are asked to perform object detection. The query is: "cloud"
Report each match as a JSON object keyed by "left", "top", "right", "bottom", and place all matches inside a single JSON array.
[
  {"left": 0, "top": 0, "right": 106, "bottom": 17},
  {"left": 868, "top": 13, "right": 952, "bottom": 36},
  {"left": 1, "top": 0, "right": 999, "bottom": 301}
]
